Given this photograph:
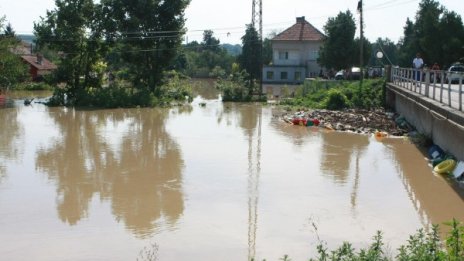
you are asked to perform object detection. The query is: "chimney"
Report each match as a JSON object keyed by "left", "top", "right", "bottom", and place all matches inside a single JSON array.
[
  {"left": 296, "top": 16, "right": 305, "bottom": 23},
  {"left": 36, "top": 53, "right": 43, "bottom": 65}
]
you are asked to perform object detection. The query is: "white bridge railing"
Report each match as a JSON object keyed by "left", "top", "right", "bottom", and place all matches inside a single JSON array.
[{"left": 391, "top": 67, "right": 464, "bottom": 112}]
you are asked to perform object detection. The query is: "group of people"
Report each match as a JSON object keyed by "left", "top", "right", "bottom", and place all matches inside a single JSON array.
[{"left": 412, "top": 53, "right": 441, "bottom": 82}]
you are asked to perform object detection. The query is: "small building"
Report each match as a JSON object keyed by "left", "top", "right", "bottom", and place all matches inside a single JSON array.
[
  {"left": 263, "top": 16, "right": 325, "bottom": 85},
  {"left": 21, "top": 53, "right": 57, "bottom": 81}
]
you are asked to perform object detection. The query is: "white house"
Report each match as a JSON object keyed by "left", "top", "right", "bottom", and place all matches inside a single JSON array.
[{"left": 263, "top": 16, "right": 325, "bottom": 85}]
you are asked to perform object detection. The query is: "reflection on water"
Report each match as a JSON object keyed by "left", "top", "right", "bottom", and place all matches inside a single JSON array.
[
  {"left": 0, "top": 107, "right": 24, "bottom": 182},
  {"left": 384, "top": 138, "right": 464, "bottom": 228},
  {"left": 35, "top": 107, "right": 184, "bottom": 237},
  {"left": 320, "top": 132, "right": 369, "bottom": 184},
  {"left": 1, "top": 88, "right": 464, "bottom": 260}
]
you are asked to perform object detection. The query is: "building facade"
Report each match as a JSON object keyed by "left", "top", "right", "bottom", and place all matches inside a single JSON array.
[{"left": 263, "top": 17, "right": 324, "bottom": 84}]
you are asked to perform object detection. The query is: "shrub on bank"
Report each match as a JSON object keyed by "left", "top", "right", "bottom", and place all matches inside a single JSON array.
[{"left": 280, "top": 79, "right": 385, "bottom": 110}]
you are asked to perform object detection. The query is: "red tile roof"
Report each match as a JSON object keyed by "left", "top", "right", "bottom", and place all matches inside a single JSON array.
[
  {"left": 21, "top": 55, "right": 57, "bottom": 71},
  {"left": 273, "top": 17, "right": 325, "bottom": 41}
]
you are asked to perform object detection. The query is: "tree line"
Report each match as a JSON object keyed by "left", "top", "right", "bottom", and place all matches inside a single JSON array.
[{"left": 318, "top": 0, "right": 464, "bottom": 72}]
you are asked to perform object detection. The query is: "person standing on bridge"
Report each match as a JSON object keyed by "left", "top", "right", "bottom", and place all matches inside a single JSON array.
[{"left": 412, "top": 53, "right": 424, "bottom": 83}]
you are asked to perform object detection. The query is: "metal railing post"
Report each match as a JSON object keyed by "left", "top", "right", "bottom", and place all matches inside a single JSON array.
[{"left": 425, "top": 69, "right": 430, "bottom": 97}]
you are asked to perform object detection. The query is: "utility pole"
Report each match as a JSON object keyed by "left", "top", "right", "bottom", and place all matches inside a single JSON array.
[
  {"left": 358, "top": 0, "right": 364, "bottom": 84},
  {"left": 252, "top": 0, "right": 263, "bottom": 96}
]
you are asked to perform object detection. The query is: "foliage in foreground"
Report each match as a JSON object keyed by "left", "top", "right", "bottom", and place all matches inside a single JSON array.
[
  {"left": 253, "top": 220, "right": 464, "bottom": 261},
  {"left": 279, "top": 79, "right": 385, "bottom": 110}
]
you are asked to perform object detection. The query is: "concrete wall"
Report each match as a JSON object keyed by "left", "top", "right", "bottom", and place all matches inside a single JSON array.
[{"left": 386, "top": 83, "right": 464, "bottom": 161}]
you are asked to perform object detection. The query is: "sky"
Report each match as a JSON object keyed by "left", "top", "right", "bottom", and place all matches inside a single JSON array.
[{"left": 0, "top": 0, "right": 463, "bottom": 45}]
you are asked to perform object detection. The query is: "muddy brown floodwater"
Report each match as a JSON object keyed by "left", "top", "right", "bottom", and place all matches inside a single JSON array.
[{"left": 1, "top": 85, "right": 463, "bottom": 260}]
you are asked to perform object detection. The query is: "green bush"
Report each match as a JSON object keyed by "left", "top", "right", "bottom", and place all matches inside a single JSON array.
[{"left": 324, "top": 89, "right": 349, "bottom": 110}]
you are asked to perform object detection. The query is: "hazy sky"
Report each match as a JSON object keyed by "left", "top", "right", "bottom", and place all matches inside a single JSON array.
[{"left": 1, "top": 0, "right": 463, "bottom": 44}]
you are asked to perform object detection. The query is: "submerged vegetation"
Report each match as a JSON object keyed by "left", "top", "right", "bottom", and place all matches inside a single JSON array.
[{"left": 47, "top": 71, "right": 192, "bottom": 108}]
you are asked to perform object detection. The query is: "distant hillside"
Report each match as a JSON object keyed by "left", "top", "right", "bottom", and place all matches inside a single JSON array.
[
  {"left": 222, "top": 44, "right": 242, "bottom": 56},
  {"left": 18, "top": 34, "right": 36, "bottom": 44}
]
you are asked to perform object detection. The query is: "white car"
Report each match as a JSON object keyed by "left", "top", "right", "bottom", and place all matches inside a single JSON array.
[
  {"left": 335, "top": 70, "right": 345, "bottom": 80},
  {"left": 446, "top": 63, "right": 464, "bottom": 84}
]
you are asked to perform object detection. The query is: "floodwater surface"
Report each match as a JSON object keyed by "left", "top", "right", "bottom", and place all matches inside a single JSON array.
[{"left": 1, "top": 87, "right": 463, "bottom": 260}]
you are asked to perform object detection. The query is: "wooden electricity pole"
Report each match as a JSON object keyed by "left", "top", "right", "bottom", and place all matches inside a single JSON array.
[{"left": 358, "top": 0, "right": 364, "bottom": 84}]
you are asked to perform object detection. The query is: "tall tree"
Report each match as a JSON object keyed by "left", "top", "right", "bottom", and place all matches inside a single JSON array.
[
  {"left": 439, "top": 11, "right": 464, "bottom": 67},
  {"left": 397, "top": 0, "right": 464, "bottom": 68},
  {"left": 397, "top": 18, "right": 417, "bottom": 67},
  {"left": 238, "top": 24, "right": 260, "bottom": 95},
  {"left": 318, "top": 11, "right": 356, "bottom": 70},
  {"left": 100, "top": 0, "right": 190, "bottom": 94},
  {"left": 414, "top": 0, "right": 442, "bottom": 66},
  {"left": 34, "top": 0, "right": 106, "bottom": 96}
]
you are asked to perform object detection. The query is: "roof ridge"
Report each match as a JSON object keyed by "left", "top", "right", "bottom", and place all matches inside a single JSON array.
[{"left": 272, "top": 18, "right": 324, "bottom": 42}]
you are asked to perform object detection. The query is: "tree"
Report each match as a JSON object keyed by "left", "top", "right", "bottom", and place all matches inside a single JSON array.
[
  {"left": 438, "top": 11, "right": 464, "bottom": 67},
  {"left": 3, "top": 22, "right": 16, "bottom": 37},
  {"left": 262, "top": 37, "right": 273, "bottom": 65},
  {"left": 201, "top": 30, "right": 220, "bottom": 52},
  {"left": 238, "top": 24, "right": 261, "bottom": 95},
  {"left": 353, "top": 37, "right": 372, "bottom": 67},
  {"left": 397, "top": 18, "right": 417, "bottom": 67},
  {"left": 100, "top": 0, "right": 190, "bottom": 94},
  {"left": 369, "top": 38, "right": 398, "bottom": 66},
  {"left": 318, "top": 11, "right": 356, "bottom": 70},
  {"left": 414, "top": 0, "right": 442, "bottom": 66},
  {"left": 397, "top": 0, "right": 464, "bottom": 68},
  {"left": 34, "top": 0, "right": 106, "bottom": 96},
  {"left": 0, "top": 18, "right": 28, "bottom": 87}
]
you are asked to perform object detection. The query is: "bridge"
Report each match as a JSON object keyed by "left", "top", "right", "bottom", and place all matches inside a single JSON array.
[{"left": 386, "top": 66, "right": 464, "bottom": 161}]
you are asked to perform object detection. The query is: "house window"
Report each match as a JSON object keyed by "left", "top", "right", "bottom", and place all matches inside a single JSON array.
[
  {"left": 266, "top": 71, "right": 274, "bottom": 80},
  {"left": 279, "top": 51, "right": 289, "bottom": 60},
  {"left": 295, "top": 71, "right": 302, "bottom": 81},
  {"left": 281, "top": 71, "right": 288, "bottom": 80}
]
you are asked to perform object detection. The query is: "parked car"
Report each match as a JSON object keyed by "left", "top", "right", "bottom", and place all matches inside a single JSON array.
[
  {"left": 335, "top": 70, "right": 345, "bottom": 80},
  {"left": 446, "top": 63, "right": 464, "bottom": 84}
]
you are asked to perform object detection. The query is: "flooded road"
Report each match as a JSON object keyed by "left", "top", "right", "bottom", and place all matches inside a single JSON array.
[{"left": 1, "top": 87, "right": 463, "bottom": 260}]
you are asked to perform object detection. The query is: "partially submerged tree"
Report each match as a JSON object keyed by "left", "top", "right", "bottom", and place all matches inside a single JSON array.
[
  {"left": 238, "top": 24, "right": 261, "bottom": 95},
  {"left": 34, "top": 0, "right": 107, "bottom": 96},
  {"left": 100, "top": 0, "right": 190, "bottom": 94}
]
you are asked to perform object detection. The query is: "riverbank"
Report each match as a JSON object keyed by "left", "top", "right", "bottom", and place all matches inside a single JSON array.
[{"left": 279, "top": 107, "right": 409, "bottom": 136}]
